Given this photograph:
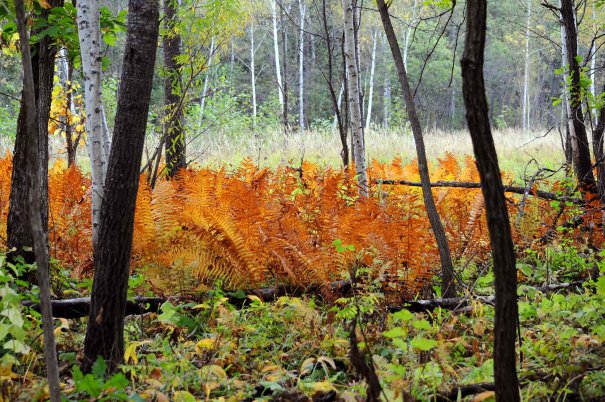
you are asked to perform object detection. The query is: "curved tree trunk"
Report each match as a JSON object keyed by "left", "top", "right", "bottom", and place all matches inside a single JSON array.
[
  {"left": 164, "top": 0, "right": 186, "bottom": 177},
  {"left": 377, "top": 0, "right": 457, "bottom": 298},
  {"left": 82, "top": 0, "right": 160, "bottom": 373},
  {"left": 460, "top": 1, "right": 520, "bottom": 400}
]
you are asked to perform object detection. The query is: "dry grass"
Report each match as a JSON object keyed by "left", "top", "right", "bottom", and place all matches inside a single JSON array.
[
  {"left": 188, "top": 126, "right": 565, "bottom": 179},
  {"left": 2, "top": 126, "right": 565, "bottom": 180}
]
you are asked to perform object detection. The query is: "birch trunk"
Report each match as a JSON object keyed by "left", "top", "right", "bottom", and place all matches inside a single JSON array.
[
  {"left": 342, "top": 0, "right": 368, "bottom": 196},
  {"left": 199, "top": 37, "right": 216, "bottom": 123},
  {"left": 271, "top": 0, "right": 284, "bottom": 110},
  {"left": 77, "top": 0, "right": 106, "bottom": 249},
  {"left": 298, "top": 0, "right": 306, "bottom": 130},
  {"left": 522, "top": 0, "right": 531, "bottom": 131},
  {"left": 590, "top": 3, "right": 597, "bottom": 125},
  {"left": 250, "top": 23, "right": 257, "bottom": 128},
  {"left": 365, "top": 30, "right": 377, "bottom": 130},
  {"left": 403, "top": 0, "right": 419, "bottom": 70}
]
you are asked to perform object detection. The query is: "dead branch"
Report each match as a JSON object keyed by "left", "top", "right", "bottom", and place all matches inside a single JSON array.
[{"left": 375, "top": 179, "right": 581, "bottom": 204}]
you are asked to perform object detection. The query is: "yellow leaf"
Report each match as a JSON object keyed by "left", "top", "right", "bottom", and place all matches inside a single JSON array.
[
  {"left": 38, "top": 0, "right": 52, "bottom": 9},
  {"left": 124, "top": 340, "right": 149, "bottom": 364},
  {"left": 195, "top": 338, "right": 216, "bottom": 354},
  {"left": 247, "top": 295, "right": 262, "bottom": 303}
]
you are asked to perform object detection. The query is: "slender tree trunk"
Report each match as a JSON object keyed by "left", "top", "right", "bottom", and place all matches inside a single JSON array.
[
  {"left": 594, "top": 81, "right": 605, "bottom": 200},
  {"left": 460, "top": 1, "right": 520, "bottom": 400},
  {"left": 249, "top": 23, "right": 257, "bottom": 128},
  {"left": 365, "top": 29, "right": 377, "bottom": 131},
  {"left": 590, "top": 3, "right": 597, "bottom": 126},
  {"left": 164, "top": 0, "right": 186, "bottom": 177},
  {"left": 271, "top": 0, "right": 284, "bottom": 112},
  {"left": 14, "top": 2, "right": 61, "bottom": 400},
  {"left": 522, "top": 0, "right": 531, "bottom": 131},
  {"left": 560, "top": 0, "right": 596, "bottom": 193},
  {"left": 7, "top": 0, "right": 61, "bottom": 268},
  {"left": 298, "top": 0, "right": 306, "bottom": 130},
  {"left": 403, "top": 0, "right": 419, "bottom": 70},
  {"left": 82, "top": 0, "right": 160, "bottom": 373},
  {"left": 342, "top": 0, "right": 367, "bottom": 196},
  {"left": 281, "top": 4, "right": 290, "bottom": 129},
  {"left": 199, "top": 37, "right": 216, "bottom": 121},
  {"left": 77, "top": 0, "right": 107, "bottom": 249},
  {"left": 377, "top": 0, "right": 457, "bottom": 299}
]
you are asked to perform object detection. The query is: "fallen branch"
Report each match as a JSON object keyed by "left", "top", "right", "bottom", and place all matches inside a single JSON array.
[
  {"left": 23, "top": 280, "right": 586, "bottom": 319},
  {"left": 375, "top": 179, "right": 581, "bottom": 204},
  {"left": 22, "top": 280, "right": 352, "bottom": 319},
  {"left": 389, "top": 280, "right": 586, "bottom": 313}
]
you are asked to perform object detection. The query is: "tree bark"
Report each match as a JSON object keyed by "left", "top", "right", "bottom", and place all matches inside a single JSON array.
[
  {"left": 77, "top": 0, "right": 108, "bottom": 249},
  {"left": 522, "top": 0, "right": 531, "bottom": 131},
  {"left": 298, "top": 0, "right": 306, "bottom": 130},
  {"left": 595, "top": 81, "right": 605, "bottom": 201},
  {"left": 164, "top": 0, "right": 186, "bottom": 177},
  {"left": 460, "top": 1, "right": 520, "bottom": 400},
  {"left": 14, "top": 1, "right": 61, "bottom": 400},
  {"left": 365, "top": 30, "right": 377, "bottom": 130},
  {"left": 342, "top": 0, "right": 368, "bottom": 196},
  {"left": 82, "top": 0, "right": 160, "bottom": 374},
  {"left": 560, "top": 0, "right": 596, "bottom": 193},
  {"left": 271, "top": 0, "right": 285, "bottom": 117},
  {"left": 377, "top": 0, "right": 457, "bottom": 298},
  {"left": 7, "top": 0, "right": 61, "bottom": 270},
  {"left": 281, "top": 4, "right": 290, "bottom": 129}
]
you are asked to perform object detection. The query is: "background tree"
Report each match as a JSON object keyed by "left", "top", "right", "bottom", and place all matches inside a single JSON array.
[
  {"left": 461, "top": 0, "right": 520, "bottom": 399},
  {"left": 82, "top": 0, "right": 159, "bottom": 373}
]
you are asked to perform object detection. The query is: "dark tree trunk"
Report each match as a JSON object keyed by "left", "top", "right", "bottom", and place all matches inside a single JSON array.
[
  {"left": 163, "top": 0, "right": 186, "bottom": 177},
  {"left": 14, "top": 1, "right": 61, "bottom": 399},
  {"left": 561, "top": 0, "right": 596, "bottom": 193},
  {"left": 460, "top": 1, "right": 520, "bottom": 401},
  {"left": 65, "top": 57, "right": 80, "bottom": 167},
  {"left": 321, "top": 0, "right": 348, "bottom": 167},
  {"left": 7, "top": 0, "right": 63, "bottom": 268},
  {"left": 82, "top": 0, "right": 160, "bottom": 374},
  {"left": 377, "top": 0, "right": 457, "bottom": 298}
]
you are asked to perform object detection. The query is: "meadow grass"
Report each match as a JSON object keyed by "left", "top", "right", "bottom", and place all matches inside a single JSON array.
[
  {"left": 3, "top": 126, "right": 565, "bottom": 181},
  {"left": 187, "top": 126, "right": 566, "bottom": 180}
]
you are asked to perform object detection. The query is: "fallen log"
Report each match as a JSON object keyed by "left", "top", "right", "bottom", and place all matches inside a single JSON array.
[
  {"left": 22, "top": 280, "right": 585, "bottom": 319},
  {"left": 22, "top": 280, "right": 352, "bottom": 319},
  {"left": 375, "top": 179, "right": 581, "bottom": 204},
  {"left": 389, "top": 280, "right": 585, "bottom": 313}
]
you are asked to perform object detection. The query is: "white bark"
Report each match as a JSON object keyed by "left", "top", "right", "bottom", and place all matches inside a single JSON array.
[
  {"left": 365, "top": 30, "right": 378, "bottom": 130},
  {"left": 333, "top": 81, "right": 345, "bottom": 130},
  {"left": 77, "top": 0, "right": 106, "bottom": 249},
  {"left": 590, "top": 3, "right": 597, "bottom": 125},
  {"left": 271, "top": 0, "right": 284, "bottom": 110},
  {"left": 522, "top": 0, "right": 531, "bottom": 131},
  {"left": 342, "top": 0, "right": 368, "bottom": 196},
  {"left": 250, "top": 23, "right": 258, "bottom": 127},
  {"left": 199, "top": 37, "right": 216, "bottom": 125},
  {"left": 298, "top": 0, "right": 306, "bottom": 130},
  {"left": 403, "top": 0, "right": 419, "bottom": 70}
]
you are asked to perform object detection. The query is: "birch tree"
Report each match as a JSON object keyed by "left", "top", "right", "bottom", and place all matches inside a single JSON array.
[
  {"left": 298, "top": 0, "right": 306, "bottom": 130},
  {"left": 77, "top": 0, "right": 107, "bottom": 249},
  {"left": 342, "top": 0, "right": 367, "bottom": 196},
  {"left": 271, "top": 0, "right": 284, "bottom": 114},
  {"left": 522, "top": 0, "right": 531, "bottom": 131},
  {"left": 365, "top": 29, "right": 377, "bottom": 130}
]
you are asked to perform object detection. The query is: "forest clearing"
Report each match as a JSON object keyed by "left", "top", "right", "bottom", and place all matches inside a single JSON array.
[{"left": 0, "top": 0, "right": 604, "bottom": 401}]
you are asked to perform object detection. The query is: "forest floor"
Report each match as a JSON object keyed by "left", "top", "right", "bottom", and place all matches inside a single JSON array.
[{"left": 2, "top": 247, "right": 604, "bottom": 401}]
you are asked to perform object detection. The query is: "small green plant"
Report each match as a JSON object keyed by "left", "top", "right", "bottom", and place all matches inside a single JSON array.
[{"left": 70, "top": 357, "right": 141, "bottom": 401}]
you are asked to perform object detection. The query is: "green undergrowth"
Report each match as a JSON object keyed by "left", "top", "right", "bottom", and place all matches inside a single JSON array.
[{"left": 0, "top": 245, "right": 604, "bottom": 401}]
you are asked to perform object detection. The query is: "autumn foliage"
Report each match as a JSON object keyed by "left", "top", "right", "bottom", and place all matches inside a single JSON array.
[{"left": 0, "top": 153, "right": 591, "bottom": 296}]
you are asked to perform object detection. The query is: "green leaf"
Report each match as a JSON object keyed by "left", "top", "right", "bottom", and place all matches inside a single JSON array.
[
  {"left": 392, "top": 309, "right": 414, "bottom": 322},
  {"left": 412, "top": 320, "right": 432, "bottom": 330},
  {"left": 383, "top": 327, "right": 407, "bottom": 338},
  {"left": 410, "top": 337, "right": 438, "bottom": 351}
]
